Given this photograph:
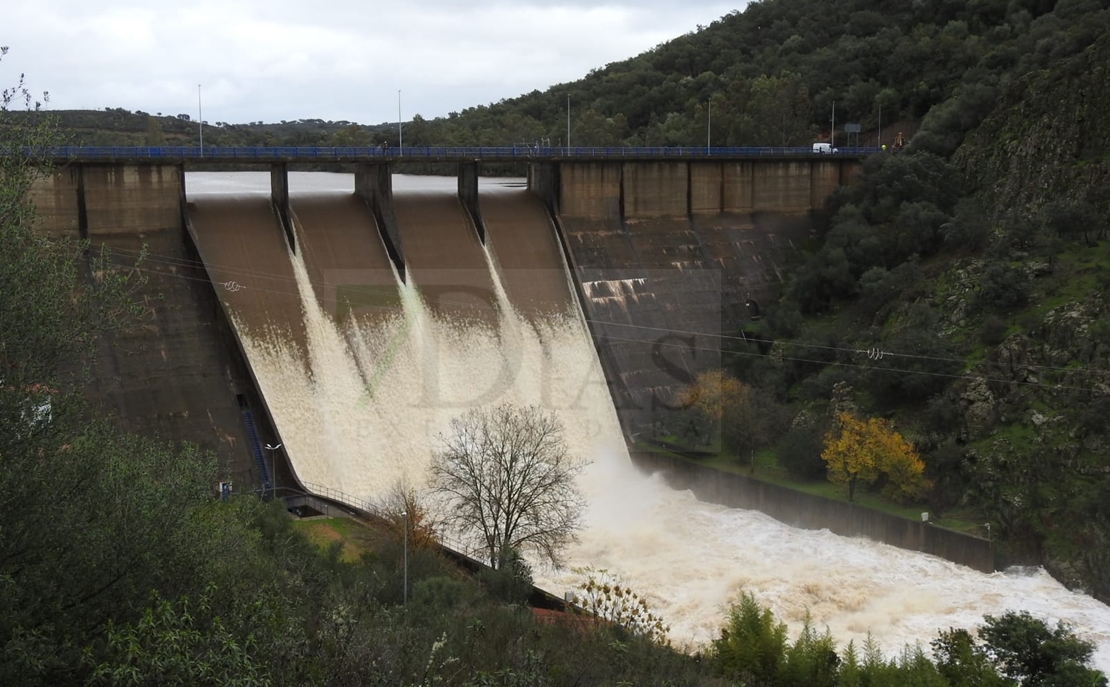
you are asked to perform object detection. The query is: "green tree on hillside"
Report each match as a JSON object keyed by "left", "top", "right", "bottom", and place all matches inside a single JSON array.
[
  {"left": 144, "top": 116, "right": 165, "bottom": 145},
  {"left": 934, "top": 611, "right": 1107, "bottom": 687}
]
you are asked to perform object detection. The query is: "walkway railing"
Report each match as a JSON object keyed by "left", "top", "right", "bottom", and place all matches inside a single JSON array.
[
  {"left": 300, "top": 480, "right": 376, "bottom": 514},
  {"left": 297, "top": 480, "right": 472, "bottom": 554},
  {"left": 23, "top": 144, "right": 880, "bottom": 163}
]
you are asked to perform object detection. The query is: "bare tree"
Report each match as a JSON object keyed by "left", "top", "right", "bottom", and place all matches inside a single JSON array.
[
  {"left": 371, "top": 479, "right": 441, "bottom": 551},
  {"left": 429, "top": 404, "right": 588, "bottom": 569}
]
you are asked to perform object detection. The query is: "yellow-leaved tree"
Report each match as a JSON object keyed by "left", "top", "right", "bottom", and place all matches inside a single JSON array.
[{"left": 821, "top": 412, "right": 930, "bottom": 502}]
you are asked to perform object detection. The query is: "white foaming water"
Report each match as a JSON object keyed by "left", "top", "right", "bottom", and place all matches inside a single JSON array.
[
  {"left": 538, "top": 458, "right": 1110, "bottom": 670},
  {"left": 235, "top": 232, "right": 624, "bottom": 501},
  {"left": 197, "top": 173, "right": 1110, "bottom": 674}
]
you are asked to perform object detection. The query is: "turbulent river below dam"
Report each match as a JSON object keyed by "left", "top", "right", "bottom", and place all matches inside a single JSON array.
[{"left": 186, "top": 171, "right": 1110, "bottom": 671}]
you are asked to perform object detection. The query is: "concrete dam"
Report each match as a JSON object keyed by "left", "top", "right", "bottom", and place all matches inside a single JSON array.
[{"left": 28, "top": 157, "right": 1110, "bottom": 667}]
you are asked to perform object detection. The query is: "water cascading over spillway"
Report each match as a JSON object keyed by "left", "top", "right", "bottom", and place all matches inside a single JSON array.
[{"left": 187, "top": 174, "right": 1110, "bottom": 672}]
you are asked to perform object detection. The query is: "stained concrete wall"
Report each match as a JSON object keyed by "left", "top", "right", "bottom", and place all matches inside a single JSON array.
[
  {"left": 623, "top": 161, "right": 688, "bottom": 219},
  {"left": 547, "top": 158, "right": 863, "bottom": 221},
  {"left": 86, "top": 220, "right": 269, "bottom": 490},
  {"left": 751, "top": 160, "right": 812, "bottom": 212},
  {"left": 270, "top": 163, "right": 296, "bottom": 252},
  {"left": 27, "top": 167, "right": 82, "bottom": 237},
  {"left": 457, "top": 161, "right": 485, "bottom": 242},
  {"left": 527, "top": 162, "right": 559, "bottom": 213},
  {"left": 690, "top": 162, "right": 723, "bottom": 216},
  {"left": 82, "top": 164, "right": 182, "bottom": 235},
  {"left": 354, "top": 162, "right": 406, "bottom": 279},
  {"left": 810, "top": 159, "right": 843, "bottom": 210},
  {"left": 551, "top": 157, "right": 862, "bottom": 437},
  {"left": 25, "top": 162, "right": 279, "bottom": 492},
  {"left": 559, "top": 210, "right": 813, "bottom": 436},
  {"left": 722, "top": 161, "right": 755, "bottom": 213},
  {"left": 630, "top": 451, "right": 995, "bottom": 573},
  {"left": 559, "top": 162, "right": 621, "bottom": 220}
]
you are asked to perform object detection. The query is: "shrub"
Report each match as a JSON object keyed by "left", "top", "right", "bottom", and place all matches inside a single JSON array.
[
  {"left": 478, "top": 548, "right": 533, "bottom": 605},
  {"left": 925, "top": 390, "right": 964, "bottom": 435},
  {"left": 943, "top": 198, "right": 992, "bottom": 251},
  {"left": 979, "top": 315, "right": 1008, "bottom": 346},
  {"left": 973, "top": 261, "right": 1031, "bottom": 313},
  {"left": 777, "top": 425, "right": 827, "bottom": 481}
]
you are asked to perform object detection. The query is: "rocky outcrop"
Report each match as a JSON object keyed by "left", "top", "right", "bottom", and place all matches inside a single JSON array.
[
  {"left": 992, "top": 334, "right": 1038, "bottom": 385},
  {"left": 829, "top": 381, "right": 858, "bottom": 419},
  {"left": 958, "top": 34, "right": 1110, "bottom": 223},
  {"left": 1040, "top": 299, "right": 1110, "bottom": 368},
  {"left": 959, "top": 376, "right": 997, "bottom": 441}
]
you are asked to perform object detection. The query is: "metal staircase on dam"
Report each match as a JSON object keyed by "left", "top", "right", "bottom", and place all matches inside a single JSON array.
[{"left": 240, "top": 410, "right": 271, "bottom": 490}]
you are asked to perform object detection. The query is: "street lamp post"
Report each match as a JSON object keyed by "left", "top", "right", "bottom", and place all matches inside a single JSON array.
[
  {"left": 566, "top": 94, "right": 571, "bottom": 150},
  {"left": 707, "top": 98, "right": 712, "bottom": 154},
  {"left": 264, "top": 443, "right": 281, "bottom": 499},
  {"left": 198, "top": 84, "right": 203, "bottom": 156},
  {"left": 401, "top": 511, "right": 408, "bottom": 605},
  {"left": 398, "top": 89, "right": 402, "bottom": 154}
]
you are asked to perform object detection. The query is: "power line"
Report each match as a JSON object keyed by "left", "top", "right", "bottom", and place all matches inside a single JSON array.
[
  {"left": 83, "top": 241, "right": 1110, "bottom": 385},
  {"left": 596, "top": 333, "right": 1101, "bottom": 394}
]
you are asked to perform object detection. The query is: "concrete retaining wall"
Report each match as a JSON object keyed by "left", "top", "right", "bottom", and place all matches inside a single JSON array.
[{"left": 630, "top": 451, "right": 995, "bottom": 573}]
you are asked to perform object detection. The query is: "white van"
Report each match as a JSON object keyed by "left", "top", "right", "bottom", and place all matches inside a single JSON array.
[{"left": 812, "top": 142, "right": 833, "bottom": 154}]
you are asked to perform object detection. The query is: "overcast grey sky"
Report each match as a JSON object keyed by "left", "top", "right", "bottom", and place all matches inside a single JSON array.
[{"left": 3, "top": 1, "right": 746, "bottom": 126}]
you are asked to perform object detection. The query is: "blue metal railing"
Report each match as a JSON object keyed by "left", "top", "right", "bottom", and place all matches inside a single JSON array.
[{"left": 22, "top": 144, "right": 881, "bottom": 161}]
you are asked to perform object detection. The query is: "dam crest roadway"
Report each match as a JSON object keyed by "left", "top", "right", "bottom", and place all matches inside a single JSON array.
[{"left": 35, "top": 144, "right": 880, "bottom": 163}]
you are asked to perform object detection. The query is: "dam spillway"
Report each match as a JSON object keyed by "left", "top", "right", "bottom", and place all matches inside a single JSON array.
[
  {"left": 184, "top": 173, "right": 1110, "bottom": 670},
  {"left": 186, "top": 175, "right": 624, "bottom": 502}
]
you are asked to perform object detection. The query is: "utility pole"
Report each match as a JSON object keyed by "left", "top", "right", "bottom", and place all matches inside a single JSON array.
[
  {"left": 401, "top": 511, "right": 409, "bottom": 605},
  {"left": 198, "top": 84, "right": 203, "bottom": 155},
  {"left": 398, "top": 90, "right": 402, "bottom": 154},
  {"left": 831, "top": 101, "right": 836, "bottom": 148},
  {"left": 878, "top": 104, "right": 882, "bottom": 148},
  {"left": 566, "top": 94, "right": 571, "bottom": 150}
]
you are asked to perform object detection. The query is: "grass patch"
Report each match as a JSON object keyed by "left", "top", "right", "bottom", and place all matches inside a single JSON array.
[{"left": 292, "top": 517, "right": 377, "bottom": 563}]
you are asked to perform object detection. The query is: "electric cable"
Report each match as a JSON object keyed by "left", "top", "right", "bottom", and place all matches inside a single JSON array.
[{"left": 79, "top": 240, "right": 1110, "bottom": 385}]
